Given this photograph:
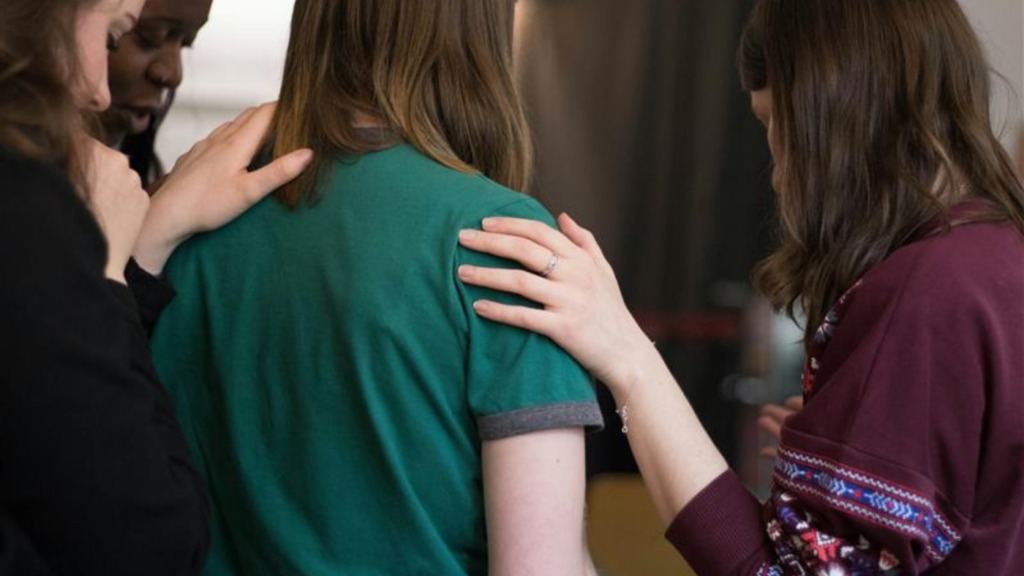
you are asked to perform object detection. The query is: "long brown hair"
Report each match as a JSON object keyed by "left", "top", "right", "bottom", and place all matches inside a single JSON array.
[
  {"left": 739, "top": 0, "right": 1024, "bottom": 342},
  {"left": 0, "top": 0, "right": 96, "bottom": 190},
  {"left": 271, "top": 0, "right": 532, "bottom": 207}
]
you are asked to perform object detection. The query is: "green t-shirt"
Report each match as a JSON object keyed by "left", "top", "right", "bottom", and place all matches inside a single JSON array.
[{"left": 151, "top": 144, "right": 603, "bottom": 576}]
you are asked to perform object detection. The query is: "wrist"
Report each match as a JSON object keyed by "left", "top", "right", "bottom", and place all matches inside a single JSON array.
[
  {"left": 133, "top": 198, "right": 190, "bottom": 275},
  {"left": 104, "top": 264, "right": 128, "bottom": 285},
  {"left": 607, "top": 329, "right": 667, "bottom": 406}
]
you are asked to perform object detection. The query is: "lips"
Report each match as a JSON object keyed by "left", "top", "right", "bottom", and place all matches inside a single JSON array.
[{"left": 114, "top": 104, "right": 159, "bottom": 136}]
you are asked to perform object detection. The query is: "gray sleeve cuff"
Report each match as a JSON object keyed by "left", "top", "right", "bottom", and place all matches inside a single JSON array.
[{"left": 478, "top": 401, "right": 605, "bottom": 441}]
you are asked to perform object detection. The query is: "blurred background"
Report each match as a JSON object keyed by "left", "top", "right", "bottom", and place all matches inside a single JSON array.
[{"left": 156, "top": 1, "right": 1023, "bottom": 574}]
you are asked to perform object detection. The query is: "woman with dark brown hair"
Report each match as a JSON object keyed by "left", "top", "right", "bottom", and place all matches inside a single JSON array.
[
  {"left": 0, "top": 0, "right": 311, "bottom": 574},
  {"left": 458, "top": 0, "right": 1024, "bottom": 574},
  {"left": 149, "top": 0, "right": 602, "bottom": 574}
]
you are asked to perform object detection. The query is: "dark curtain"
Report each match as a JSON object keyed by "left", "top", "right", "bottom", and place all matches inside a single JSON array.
[{"left": 515, "top": 0, "right": 774, "bottom": 475}]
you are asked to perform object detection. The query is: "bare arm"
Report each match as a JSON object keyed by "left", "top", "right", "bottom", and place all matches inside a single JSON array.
[
  {"left": 607, "top": 353, "right": 730, "bottom": 523},
  {"left": 461, "top": 217, "right": 728, "bottom": 524},
  {"left": 482, "top": 428, "right": 593, "bottom": 576}
]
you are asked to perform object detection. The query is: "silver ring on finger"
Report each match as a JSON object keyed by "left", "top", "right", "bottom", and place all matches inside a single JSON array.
[{"left": 539, "top": 252, "right": 560, "bottom": 278}]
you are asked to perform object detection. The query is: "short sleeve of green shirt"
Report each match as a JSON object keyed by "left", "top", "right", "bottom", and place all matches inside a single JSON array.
[{"left": 455, "top": 196, "right": 604, "bottom": 441}]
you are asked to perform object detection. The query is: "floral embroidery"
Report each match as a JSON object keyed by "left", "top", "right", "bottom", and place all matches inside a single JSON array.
[
  {"left": 772, "top": 447, "right": 962, "bottom": 566},
  {"left": 762, "top": 276, "right": 966, "bottom": 575},
  {"left": 801, "top": 280, "right": 863, "bottom": 399},
  {"left": 756, "top": 562, "right": 786, "bottom": 576},
  {"left": 766, "top": 492, "right": 903, "bottom": 575}
]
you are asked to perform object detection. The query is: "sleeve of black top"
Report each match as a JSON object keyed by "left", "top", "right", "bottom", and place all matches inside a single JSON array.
[
  {"left": 0, "top": 509, "right": 55, "bottom": 576},
  {"left": 0, "top": 155, "right": 209, "bottom": 576},
  {"left": 125, "top": 258, "right": 177, "bottom": 336}
]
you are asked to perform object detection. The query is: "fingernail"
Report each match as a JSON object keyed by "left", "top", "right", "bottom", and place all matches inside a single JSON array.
[
  {"left": 459, "top": 230, "right": 477, "bottom": 242},
  {"left": 473, "top": 301, "right": 491, "bottom": 313},
  {"left": 482, "top": 218, "right": 497, "bottom": 230},
  {"left": 458, "top": 265, "right": 474, "bottom": 278}
]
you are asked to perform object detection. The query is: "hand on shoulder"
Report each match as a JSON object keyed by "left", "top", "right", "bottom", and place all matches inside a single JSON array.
[
  {"left": 457, "top": 213, "right": 658, "bottom": 398},
  {"left": 133, "top": 102, "right": 314, "bottom": 274}
]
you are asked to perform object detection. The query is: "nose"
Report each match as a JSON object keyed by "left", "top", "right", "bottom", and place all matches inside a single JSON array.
[
  {"left": 147, "top": 47, "right": 184, "bottom": 89},
  {"left": 88, "top": 74, "right": 112, "bottom": 112}
]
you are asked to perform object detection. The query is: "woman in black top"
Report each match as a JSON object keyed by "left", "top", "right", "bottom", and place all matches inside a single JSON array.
[{"left": 0, "top": 0, "right": 312, "bottom": 574}]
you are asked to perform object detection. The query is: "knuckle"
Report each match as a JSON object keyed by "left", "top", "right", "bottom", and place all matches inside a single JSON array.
[
  {"left": 512, "top": 271, "right": 531, "bottom": 291},
  {"left": 510, "top": 236, "right": 531, "bottom": 255},
  {"left": 473, "top": 233, "right": 491, "bottom": 249},
  {"left": 236, "top": 180, "right": 256, "bottom": 202},
  {"left": 242, "top": 179, "right": 265, "bottom": 202},
  {"left": 493, "top": 234, "right": 513, "bottom": 252},
  {"left": 551, "top": 320, "right": 572, "bottom": 342}
]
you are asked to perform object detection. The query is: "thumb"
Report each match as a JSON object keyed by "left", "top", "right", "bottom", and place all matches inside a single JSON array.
[
  {"left": 558, "top": 212, "right": 610, "bottom": 266},
  {"left": 243, "top": 148, "right": 314, "bottom": 202}
]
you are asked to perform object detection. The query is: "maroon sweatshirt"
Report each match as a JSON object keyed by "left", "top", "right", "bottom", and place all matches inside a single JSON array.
[{"left": 667, "top": 216, "right": 1024, "bottom": 575}]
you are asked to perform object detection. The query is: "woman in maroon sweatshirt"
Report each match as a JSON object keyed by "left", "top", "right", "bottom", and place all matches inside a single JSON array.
[{"left": 456, "top": 0, "right": 1024, "bottom": 573}]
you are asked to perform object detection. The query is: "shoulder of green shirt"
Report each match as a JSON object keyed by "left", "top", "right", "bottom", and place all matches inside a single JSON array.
[{"left": 376, "top": 143, "right": 558, "bottom": 227}]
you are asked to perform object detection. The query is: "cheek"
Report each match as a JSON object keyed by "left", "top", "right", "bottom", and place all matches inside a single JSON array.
[
  {"left": 107, "top": 49, "right": 146, "bottom": 96},
  {"left": 766, "top": 120, "right": 786, "bottom": 190},
  {"left": 74, "top": 14, "right": 112, "bottom": 111}
]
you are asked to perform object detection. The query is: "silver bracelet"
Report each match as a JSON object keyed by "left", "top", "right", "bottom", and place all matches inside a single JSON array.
[
  {"left": 614, "top": 402, "right": 631, "bottom": 434},
  {"left": 614, "top": 340, "right": 655, "bottom": 434}
]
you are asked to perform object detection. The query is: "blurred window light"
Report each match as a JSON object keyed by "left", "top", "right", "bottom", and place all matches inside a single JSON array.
[{"left": 157, "top": 0, "right": 295, "bottom": 162}]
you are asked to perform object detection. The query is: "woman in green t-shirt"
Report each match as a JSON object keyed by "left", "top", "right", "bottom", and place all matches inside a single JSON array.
[{"left": 150, "top": 1, "right": 604, "bottom": 574}]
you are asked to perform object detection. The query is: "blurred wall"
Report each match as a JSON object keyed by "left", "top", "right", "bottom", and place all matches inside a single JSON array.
[
  {"left": 155, "top": 0, "right": 295, "bottom": 164},
  {"left": 959, "top": 0, "right": 1024, "bottom": 158},
  {"left": 514, "top": 0, "right": 772, "bottom": 474},
  {"left": 156, "top": 0, "right": 1022, "bottom": 164}
]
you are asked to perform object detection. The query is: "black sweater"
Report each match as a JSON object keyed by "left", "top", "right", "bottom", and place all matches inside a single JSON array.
[{"left": 0, "top": 151, "right": 208, "bottom": 575}]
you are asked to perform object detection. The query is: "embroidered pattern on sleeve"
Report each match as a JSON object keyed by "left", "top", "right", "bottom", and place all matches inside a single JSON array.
[
  {"left": 765, "top": 491, "right": 902, "bottom": 576},
  {"left": 755, "top": 561, "right": 786, "bottom": 576},
  {"left": 766, "top": 446, "right": 963, "bottom": 574},
  {"left": 802, "top": 280, "right": 862, "bottom": 399}
]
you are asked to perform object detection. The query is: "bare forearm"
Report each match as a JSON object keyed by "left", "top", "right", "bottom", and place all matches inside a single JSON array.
[
  {"left": 608, "top": 347, "right": 730, "bottom": 524},
  {"left": 133, "top": 196, "right": 190, "bottom": 275},
  {"left": 454, "top": 215, "right": 732, "bottom": 524}
]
